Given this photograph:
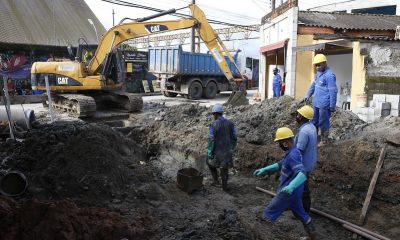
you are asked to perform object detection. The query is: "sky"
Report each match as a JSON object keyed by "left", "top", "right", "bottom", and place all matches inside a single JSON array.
[{"left": 83, "top": 0, "right": 353, "bottom": 57}]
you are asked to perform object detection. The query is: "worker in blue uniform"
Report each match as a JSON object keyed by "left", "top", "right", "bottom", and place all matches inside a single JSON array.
[
  {"left": 254, "top": 127, "right": 316, "bottom": 239},
  {"left": 303, "top": 54, "right": 338, "bottom": 144},
  {"left": 272, "top": 68, "right": 282, "bottom": 97},
  {"left": 295, "top": 105, "right": 318, "bottom": 213},
  {"left": 207, "top": 104, "right": 237, "bottom": 191}
]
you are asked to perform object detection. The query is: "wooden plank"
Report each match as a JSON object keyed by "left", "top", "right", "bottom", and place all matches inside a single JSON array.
[
  {"left": 256, "top": 187, "right": 391, "bottom": 240},
  {"left": 359, "top": 145, "right": 387, "bottom": 226}
]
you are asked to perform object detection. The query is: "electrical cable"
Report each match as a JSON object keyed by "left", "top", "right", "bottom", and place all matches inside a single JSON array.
[{"left": 99, "top": 0, "right": 256, "bottom": 27}]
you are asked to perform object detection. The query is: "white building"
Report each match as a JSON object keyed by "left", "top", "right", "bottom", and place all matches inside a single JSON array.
[{"left": 308, "top": 0, "right": 399, "bottom": 15}]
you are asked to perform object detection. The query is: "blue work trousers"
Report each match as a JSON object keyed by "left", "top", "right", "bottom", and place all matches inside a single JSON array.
[
  {"left": 312, "top": 106, "right": 331, "bottom": 131},
  {"left": 273, "top": 86, "right": 281, "bottom": 97},
  {"left": 263, "top": 185, "right": 310, "bottom": 223}
]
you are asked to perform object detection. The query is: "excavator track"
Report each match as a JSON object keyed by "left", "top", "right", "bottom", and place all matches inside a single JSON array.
[
  {"left": 92, "top": 91, "right": 143, "bottom": 113},
  {"left": 44, "top": 94, "right": 97, "bottom": 118}
]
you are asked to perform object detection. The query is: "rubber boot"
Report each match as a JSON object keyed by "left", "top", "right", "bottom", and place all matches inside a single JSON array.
[
  {"left": 318, "top": 130, "right": 329, "bottom": 147},
  {"left": 220, "top": 168, "right": 229, "bottom": 191},
  {"left": 303, "top": 220, "right": 317, "bottom": 240},
  {"left": 208, "top": 165, "right": 220, "bottom": 186}
]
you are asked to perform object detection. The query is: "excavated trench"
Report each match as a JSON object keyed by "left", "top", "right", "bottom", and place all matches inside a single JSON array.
[{"left": 0, "top": 98, "right": 399, "bottom": 239}]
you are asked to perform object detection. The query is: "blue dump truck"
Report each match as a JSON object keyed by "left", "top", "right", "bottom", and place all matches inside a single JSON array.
[{"left": 148, "top": 46, "right": 239, "bottom": 99}]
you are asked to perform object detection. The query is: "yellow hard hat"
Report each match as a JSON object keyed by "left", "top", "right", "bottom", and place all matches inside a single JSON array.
[
  {"left": 297, "top": 105, "right": 314, "bottom": 120},
  {"left": 313, "top": 54, "right": 327, "bottom": 64},
  {"left": 274, "top": 127, "right": 294, "bottom": 142}
]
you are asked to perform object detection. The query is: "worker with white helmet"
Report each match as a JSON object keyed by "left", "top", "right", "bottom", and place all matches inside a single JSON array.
[
  {"left": 254, "top": 127, "right": 316, "bottom": 239},
  {"left": 303, "top": 54, "right": 338, "bottom": 145},
  {"left": 295, "top": 105, "right": 318, "bottom": 213},
  {"left": 207, "top": 104, "right": 237, "bottom": 191}
]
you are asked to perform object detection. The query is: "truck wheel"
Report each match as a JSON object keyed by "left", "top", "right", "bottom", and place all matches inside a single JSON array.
[
  {"left": 188, "top": 81, "right": 203, "bottom": 100},
  {"left": 203, "top": 81, "right": 217, "bottom": 99}
]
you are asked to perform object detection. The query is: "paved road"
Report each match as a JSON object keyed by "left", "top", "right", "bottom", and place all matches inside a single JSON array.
[{"left": 143, "top": 89, "right": 258, "bottom": 107}]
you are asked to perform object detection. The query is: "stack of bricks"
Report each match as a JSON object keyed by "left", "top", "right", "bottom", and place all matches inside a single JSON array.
[{"left": 353, "top": 94, "right": 399, "bottom": 123}]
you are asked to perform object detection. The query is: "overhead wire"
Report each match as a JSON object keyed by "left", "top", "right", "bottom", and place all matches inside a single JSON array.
[{"left": 99, "top": 0, "right": 257, "bottom": 27}]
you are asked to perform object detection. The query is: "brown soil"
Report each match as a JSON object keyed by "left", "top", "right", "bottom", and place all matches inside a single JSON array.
[{"left": 0, "top": 97, "right": 399, "bottom": 239}]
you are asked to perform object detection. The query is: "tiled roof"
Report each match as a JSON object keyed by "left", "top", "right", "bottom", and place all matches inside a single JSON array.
[
  {"left": 0, "top": 0, "right": 106, "bottom": 46},
  {"left": 298, "top": 11, "right": 400, "bottom": 31}
]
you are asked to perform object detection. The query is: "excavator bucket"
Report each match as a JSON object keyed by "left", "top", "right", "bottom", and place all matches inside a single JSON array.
[
  {"left": 225, "top": 91, "right": 249, "bottom": 106},
  {"left": 225, "top": 80, "right": 249, "bottom": 106}
]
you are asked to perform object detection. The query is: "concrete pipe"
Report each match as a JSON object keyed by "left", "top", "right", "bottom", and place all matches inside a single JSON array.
[
  {"left": 0, "top": 105, "right": 36, "bottom": 130},
  {"left": 0, "top": 171, "right": 28, "bottom": 197}
]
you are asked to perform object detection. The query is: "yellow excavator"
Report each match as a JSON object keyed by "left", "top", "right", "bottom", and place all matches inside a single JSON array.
[{"left": 31, "top": 4, "right": 247, "bottom": 118}]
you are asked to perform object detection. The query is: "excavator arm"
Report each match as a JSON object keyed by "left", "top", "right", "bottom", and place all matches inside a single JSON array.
[{"left": 88, "top": 4, "right": 247, "bottom": 105}]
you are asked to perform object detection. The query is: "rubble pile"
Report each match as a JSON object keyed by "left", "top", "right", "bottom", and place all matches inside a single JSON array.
[
  {"left": 146, "top": 96, "right": 400, "bottom": 238},
  {"left": 0, "top": 122, "right": 150, "bottom": 203},
  {"left": 0, "top": 197, "right": 147, "bottom": 240}
]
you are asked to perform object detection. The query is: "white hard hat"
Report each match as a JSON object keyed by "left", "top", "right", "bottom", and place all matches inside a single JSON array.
[{"left": 212, "top": 104, "right": 224, "bottom": 113}]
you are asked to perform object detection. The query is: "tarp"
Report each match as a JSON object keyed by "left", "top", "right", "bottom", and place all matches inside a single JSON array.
[{"left": 0, "top": 64, "right": 31, "bottom": 79}]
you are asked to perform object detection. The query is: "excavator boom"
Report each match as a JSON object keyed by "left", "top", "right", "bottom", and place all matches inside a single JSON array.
[{"left": 31, "top": 3, "right": 247, "bottom": 118}]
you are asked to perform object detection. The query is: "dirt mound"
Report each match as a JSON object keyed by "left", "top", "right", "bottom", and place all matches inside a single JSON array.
[
  {"left": 0, "top": 122, "right": 150, "bottom": 204},
  {"left": 144, "top": 97, "right": 400, "bottom": 239},
  {"left": 148, "top": 96, "right": 366, "bottom": 172},
  {"left": 0, "top": 196, "right": 148, "bottom": 240}
]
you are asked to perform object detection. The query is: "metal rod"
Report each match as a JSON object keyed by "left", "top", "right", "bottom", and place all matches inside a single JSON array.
[
  {"left": 20, "top": 104, "right": 30, "bottom": 130},
  {"left": 191, "top": 0, "right": 196, "bottom": 53},
  {"left": 343, "top": 224, "right": 380, "bottom": 240},
  {"left": 3, "top": 79, "right": 15, "bottom": 139},
  {"left": 255, "top": 187, "right": 391, "bottom": 240},
  {"left": 44, "top": 76, "right": 55, "bottom": 123}
]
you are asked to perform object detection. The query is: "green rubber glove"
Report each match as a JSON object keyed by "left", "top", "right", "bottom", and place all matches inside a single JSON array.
[
  {"left": 280, "top": 172, "right": 307, "bottom": 195},
  {"left": 253, "top": 163, "right": 279, "bottom": 176},
  {"left": 207, "top": 139, "right": 215, "bottom": 159}
]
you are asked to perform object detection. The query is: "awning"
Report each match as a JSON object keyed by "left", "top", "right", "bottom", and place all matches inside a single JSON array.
[
  {"left": 293, "top": 39, "right": 352, "bottom": 52},
  {"left": 260, "top": 39, "right": 289, "bottom": 53}
]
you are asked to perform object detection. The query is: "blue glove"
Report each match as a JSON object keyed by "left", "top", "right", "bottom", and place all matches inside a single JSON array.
[
  {"left": 330, "top": 107, "right": 336, "bottom": 113},
  {"left": 253, "top": 163, "right": 279, "bottom": 176},
  {"left": 280, "top": 172, "right": 307, "bottom": 195}
]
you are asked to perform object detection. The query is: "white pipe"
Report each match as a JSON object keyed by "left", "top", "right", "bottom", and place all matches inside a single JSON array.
[{"left": 0, "top": 105, "right": 35, "bottom": 130}]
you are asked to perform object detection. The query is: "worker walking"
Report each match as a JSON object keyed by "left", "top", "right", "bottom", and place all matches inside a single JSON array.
[
  {"left": 272, "top": 68, "right": 282, "bottom": 97},
  {"left": 207, "top": 104, "right": 237, "bottom": 191},
  {"left": 303, "top": 54, "right": 338, "bottom": 145},
  {"left": 254, "top": 127, "right": 316, "bottom": 239},
  {"left": 295, "top": 106, "right": 318, "bottom": 213}
]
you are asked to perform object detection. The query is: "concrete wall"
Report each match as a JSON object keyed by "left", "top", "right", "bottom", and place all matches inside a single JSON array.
[
  {"left": 295, "top": 35, "right": 314, "bottom": 99},
  {"left": 259, "top": 7, "right": 298, "bottom": 100},
  {"left": 326, "top": 54, "right": 353, "bottom": 108},
  {"left": 351, "top": 41, "right": 367, "bottom": 109},
  {"left": 361, "top": 41, "right": 400, "bottom": 100}
]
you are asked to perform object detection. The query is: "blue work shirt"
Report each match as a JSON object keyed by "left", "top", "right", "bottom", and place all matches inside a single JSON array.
[
  {"left": 306, "top": 67, "right": 338, "bottom": 109},
  {"left": 277, "top": 147, "right": 305, "bottom": 190},
  {"left": 208, "top": 116, "right": 237, "bottom": 168},
  {"left": 273, "top": 74, "right": 282, "bottom": 88},
  {"left": 295, "top": 122, "right": 317, "bottom": 173}
]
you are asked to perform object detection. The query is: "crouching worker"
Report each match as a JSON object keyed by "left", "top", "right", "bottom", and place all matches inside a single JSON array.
[
  {"left": 207, "top": 104, "right": 237, "bottom": 191},
  {"left": 253, "top": 127, "right": 316, "bottom": 239}
]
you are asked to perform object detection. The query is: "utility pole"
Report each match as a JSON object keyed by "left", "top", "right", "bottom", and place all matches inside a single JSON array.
[
  {"left": 191, "top": 0, "right": 196, "bottom": 53},
  {"left": 271, "top": 0, "right": 276, "bottom": 10},
  {"left": 112, "top": 9, "right": 115, "bottom": 26}
]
